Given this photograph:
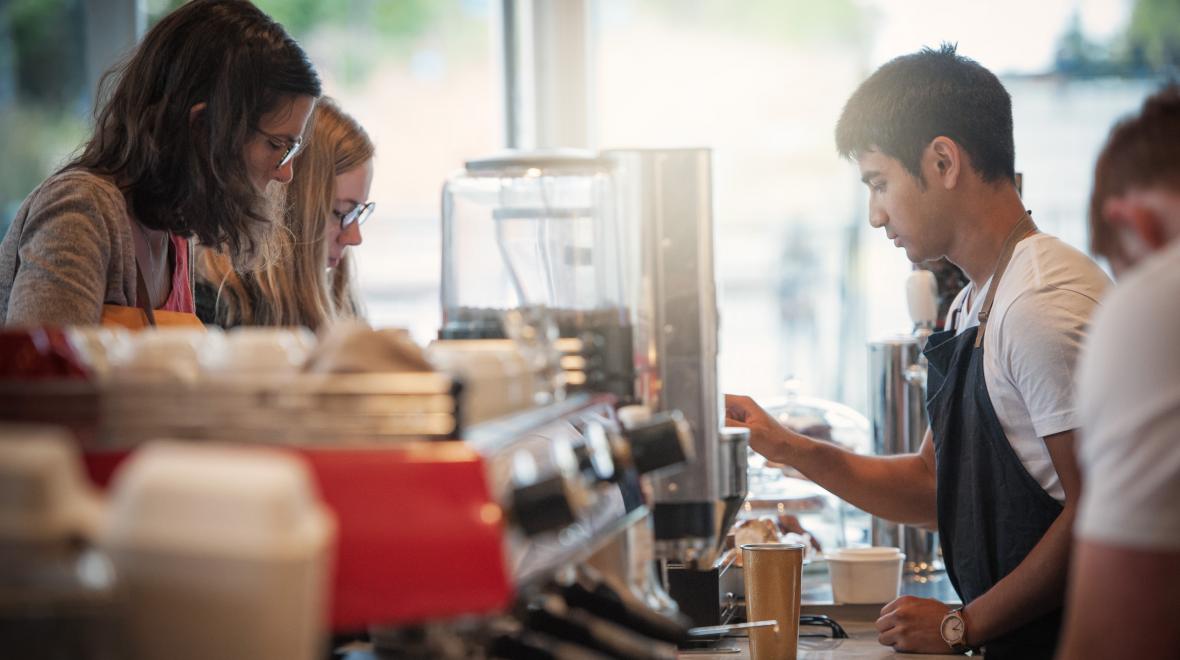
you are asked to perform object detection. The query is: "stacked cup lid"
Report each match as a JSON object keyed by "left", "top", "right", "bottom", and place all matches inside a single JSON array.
[{"left": 0, "top": 424, "right": 103, "bottom": 544}]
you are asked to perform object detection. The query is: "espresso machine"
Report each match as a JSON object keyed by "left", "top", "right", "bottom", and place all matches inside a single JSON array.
[
  {"left": 1, "top": 321, "right": 711, "bottom": 658},
  {"left": 0, "top": 146, "right": 747, "bottom": 658},
  {"left": 439, "top": 148, "right": 749, "bottom": 630}
]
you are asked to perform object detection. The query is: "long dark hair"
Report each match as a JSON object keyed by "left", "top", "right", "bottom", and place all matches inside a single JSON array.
[{"left": 66, "top": 0, "right": 321, "bottom": 264}]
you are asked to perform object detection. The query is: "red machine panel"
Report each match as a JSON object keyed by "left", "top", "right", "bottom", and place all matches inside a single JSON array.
[{"left": 84, "top": 442, "right": 512, "bottom": 631}]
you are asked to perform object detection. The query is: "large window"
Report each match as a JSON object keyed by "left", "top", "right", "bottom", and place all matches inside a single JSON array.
[
  {"left": 590, "top": 0, "right": 1165, "bottom": 412},
  {"left": 248, "top": 0, "right": 502, "bottom": 341}
]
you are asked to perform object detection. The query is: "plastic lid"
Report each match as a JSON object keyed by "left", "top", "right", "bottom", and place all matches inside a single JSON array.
[
  {"left": 615, "top": 405, "right": 652, "bottom": 429},
  {"left": 0, "top": 424, "right": 103, "bottom": 543},
  {"left": 906, "top": 269, "right": 939, "bottom": 328},
  {"left": 100, "top": 441, "right": 334, "bottom": 561},
  {"left": 826, "top": 546, "right": 905, "bottom": 561},
  {"left": 201, "top": 327, "right": 313, "bottom": 374},
  {"left": 465, "top": 149, "right": 614, "bottom": 175},
  {"left": 108, "top": 327, "right": 223, "bottom": 383}
]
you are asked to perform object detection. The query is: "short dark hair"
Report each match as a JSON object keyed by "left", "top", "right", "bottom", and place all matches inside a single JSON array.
[
  {"left": 1089, "top": 85, "right": 1180, "bottom": 263},
  {"left": 67, "top": 0, "right": 321, "bottom": 265},
  {"left": 835, "top": 43, "right": 1015, "bottom": 184}
]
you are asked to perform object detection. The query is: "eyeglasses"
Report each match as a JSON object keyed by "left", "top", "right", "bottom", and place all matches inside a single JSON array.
[
  {"left": 257, "top": 128, "right": 304, "bottom": 170},
  {"left": 334, "top": 201, "right": 375, "bottom": 229}
]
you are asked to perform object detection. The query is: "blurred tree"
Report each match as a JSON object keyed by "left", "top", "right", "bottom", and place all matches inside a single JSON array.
[
  {"left": 147, "top": 0, "right": 439, "bottom": 43},
  {"left": 148, "top": 0, "right": 439, "bottom": 44},
  {"left": 146, "top": 0, "right": 453, "bottom": 85},
  {"left": 1126, "top": 0, "right": 1180, "bottom": 72},
  {"left": 1, "top": 0, "right": 88, "bottom": 234},
  {"left": 0, "top": 5, "right": 14, "bottom": 107},
  {"left": 5, "top": 0, "right": 86, "bottom": 107},
  {"left": 1054, "top": 11, "right": 1118, "bottom": 77}
]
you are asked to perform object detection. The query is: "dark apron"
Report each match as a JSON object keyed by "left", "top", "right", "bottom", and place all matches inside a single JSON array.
[{"left": 923, "top": 214, "right": 1063, "bottom": 659}]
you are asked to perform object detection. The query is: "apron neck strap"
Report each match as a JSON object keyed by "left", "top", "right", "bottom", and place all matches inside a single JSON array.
[
  {"left": 135, "top": 261, "right": 158, "bottom": 328},
  {"left": 974, "top": 211, "right": 1037, "bottom": 349}
]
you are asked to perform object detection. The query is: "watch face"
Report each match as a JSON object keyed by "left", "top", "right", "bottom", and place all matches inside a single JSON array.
[{"left": 941, "top": 613, "right": 965, "bottom": 644}]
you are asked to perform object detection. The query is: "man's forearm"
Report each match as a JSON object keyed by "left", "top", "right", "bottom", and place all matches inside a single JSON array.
[
  {"left": 1059, "top": 541, "right": 1180, "bottom": 659},
  {"left": 962, "top": 505, "right": 1074, "bottom": 646},
  {"left": 781, "top": 431, "right": 937, "bottom": 526}
]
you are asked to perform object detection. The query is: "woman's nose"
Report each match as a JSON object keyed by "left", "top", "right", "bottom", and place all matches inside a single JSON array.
[
  {"left": 273, "top": 159, "right": 295, "bottom": 185},
  {"left": 340, "top": 220, "right": 363, "bottom": 247}
]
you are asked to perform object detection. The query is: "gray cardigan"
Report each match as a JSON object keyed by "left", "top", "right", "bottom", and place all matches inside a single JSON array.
[{"left": 0, "top": 170, "right": 195, "bottom": 326}]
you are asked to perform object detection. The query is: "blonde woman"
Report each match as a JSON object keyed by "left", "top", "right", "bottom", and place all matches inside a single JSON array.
[{"left": 196, "top": 97, "right": 374, "bottom": 330}]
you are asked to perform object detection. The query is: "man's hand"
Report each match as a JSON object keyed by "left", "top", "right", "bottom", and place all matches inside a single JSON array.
[
  {"left": 875, "top": 596, "right": 955, "bottom": 654},
  {"left": 724, "top": 394, "right": 794, "bottom": 464},
  {"left": 728, "top": 395, "right": 938, "bottom": 526}
]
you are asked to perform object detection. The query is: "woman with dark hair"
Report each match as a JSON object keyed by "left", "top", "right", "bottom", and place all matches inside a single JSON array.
[
  {"left": 196, "top": 97, "right": 375, "bottom": 331},
  {"left": 0, "top": 0, "right": 321, "bottom": 327}
]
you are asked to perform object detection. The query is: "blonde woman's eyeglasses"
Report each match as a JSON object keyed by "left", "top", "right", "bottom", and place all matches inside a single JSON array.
[{"left": 334, "top": 201, "right": 375, "bottom": 229}]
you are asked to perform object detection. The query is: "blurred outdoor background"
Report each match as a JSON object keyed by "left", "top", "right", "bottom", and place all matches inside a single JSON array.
[{"left": 1, "top": 0, "right": 1175, "bottom": 414}]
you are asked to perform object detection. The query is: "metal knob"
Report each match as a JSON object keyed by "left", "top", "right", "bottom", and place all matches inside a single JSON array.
[
  {"left": 621, "top": 411, "right": 693, "bottom": 475},
  {"left": 510, "top": 475, "right": 576, "bottom": 537}
]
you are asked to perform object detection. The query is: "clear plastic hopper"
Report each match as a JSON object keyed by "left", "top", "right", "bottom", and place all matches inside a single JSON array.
[{"left": 440, "top": 151, "right": 634, "bottom": 400}]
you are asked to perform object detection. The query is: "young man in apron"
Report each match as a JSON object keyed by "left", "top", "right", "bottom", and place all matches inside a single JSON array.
[
  {"left": 1059, "top": 87, "right": 1180, "bottom": 659},
  {"left": 726, "top": 44, "right": 1111, "bottom": 657}
]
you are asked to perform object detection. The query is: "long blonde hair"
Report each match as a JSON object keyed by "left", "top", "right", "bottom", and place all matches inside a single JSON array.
[{"left": 198, "top": 97, "right": 374, "bottom": 329}]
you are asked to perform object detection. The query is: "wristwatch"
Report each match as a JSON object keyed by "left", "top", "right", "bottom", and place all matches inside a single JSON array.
[{"left": 940, "top": 607, "right": 971, "bottom": 653}]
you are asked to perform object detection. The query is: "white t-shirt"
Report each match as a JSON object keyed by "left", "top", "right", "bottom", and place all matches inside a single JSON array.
[
  {"left": 946, "top": 233, "right": 1111, "bottom": 502},
  {"left": 1075, "top": 240, "right": 1180, "bottom": 549}
]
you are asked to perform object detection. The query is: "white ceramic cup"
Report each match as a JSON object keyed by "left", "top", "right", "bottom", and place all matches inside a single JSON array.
[{"left": 826, "top": 546, "right": 905, "bottom": 604}]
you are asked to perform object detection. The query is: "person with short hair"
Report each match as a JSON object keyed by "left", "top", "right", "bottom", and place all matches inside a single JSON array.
[
  {"left": 0, "top": 0, "right": 321, "bottom": 327},
  {"left": 196, "top": 97, "right": 375, "bottom": 330},
  {"left": 727, "top": 45, "right": 1111, "bottom": 657},
  {"left": 1058, "top": 86, "right": 1180, "bottom": 660}
]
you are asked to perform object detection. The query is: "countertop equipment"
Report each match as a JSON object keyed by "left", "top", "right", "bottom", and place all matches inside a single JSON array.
[{"left": 0, "top": 328, "right": 694, "bottom": 658}]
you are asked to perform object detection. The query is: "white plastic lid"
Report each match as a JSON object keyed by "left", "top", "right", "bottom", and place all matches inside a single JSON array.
[
  {"left": 64, "top": 326, "right": 133, "bottom": 379},
  {"left": 428, "top": 339, "right": 525, "bottom": 368},
  {"left": 826, "top": 546, "right": 905, "bottom": 562},
  {"left": 201, "top": 327, "right": 313, "bottom": 374},
  {"left": 101, "top": 441, "right": 334, "bottom": 561},
  {"left": 0, "top": 424, "right": 103, "bottom": 543},
  {"left": 906, "top": 269, "right": 939, "bottom": 328},
  {"left": 615, "top": 405, "right": 653, "bottom": 430},
  {"left": 108, "top": 327, "right": 224, "bottom": 383},
  {"left": 464, "top": 149, "right": 612, "bottom": 175}
]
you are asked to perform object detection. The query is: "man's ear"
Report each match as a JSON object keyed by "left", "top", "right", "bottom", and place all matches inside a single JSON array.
[
  {"left": 1103, "top": 197, "right": 1167, "bottom": 251},
  {"left": 927, "top": 137, "right": 961, "bottom": 189},
  {"left": 189, "top": 102, "right": 207, "bottom": 124}
]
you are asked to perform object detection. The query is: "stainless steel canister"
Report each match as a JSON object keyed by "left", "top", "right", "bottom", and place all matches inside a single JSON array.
[{"left": 867, "top": 336, "right": 941, "bottom": 575}]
